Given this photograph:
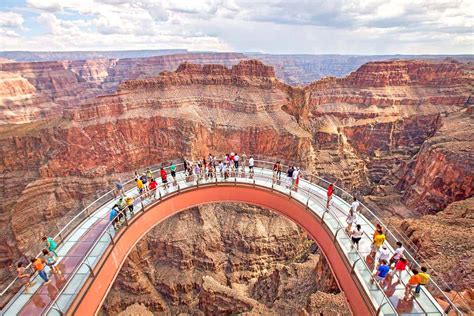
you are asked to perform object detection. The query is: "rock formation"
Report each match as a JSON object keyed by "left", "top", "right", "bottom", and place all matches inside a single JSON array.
[
  {"left": 102, "top": 203, "right": 347, "bottom": 315},
  {"left": 0, "top": 56, "right": 472, "bottom": 312}
]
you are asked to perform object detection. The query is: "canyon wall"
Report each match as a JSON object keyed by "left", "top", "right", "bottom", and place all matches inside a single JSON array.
[
  {"left": 102, "top": 203, "right": 348, "bottom": 315},
  {"left": 0, "top": 57, "right": 472, "bottom": 311}
]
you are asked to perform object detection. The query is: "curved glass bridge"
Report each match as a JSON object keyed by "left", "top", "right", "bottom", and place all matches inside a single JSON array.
[{"left": 0, "top": 160, "right": 463, "bottom": 315}]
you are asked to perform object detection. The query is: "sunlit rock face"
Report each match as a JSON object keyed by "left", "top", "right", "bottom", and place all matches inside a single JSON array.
[{"left": 0, "top": 56, "right": 472, "bottom": 310}]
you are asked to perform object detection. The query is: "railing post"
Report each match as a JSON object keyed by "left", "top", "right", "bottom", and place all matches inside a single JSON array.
[
  {"left": 306, "top": 197, "right": 310, "bottom": 209},
  {"left": 351, "top": 258, "right": 361, "bottom": 274},
  {"left": 321, "top": 209, "right": 329, "bottom": 222},
  {"left": 334, "top": 227, "right": 341, "bottom": 242},
  {"left": 106, "top": 231, "right": 115, "bottom": 245}
]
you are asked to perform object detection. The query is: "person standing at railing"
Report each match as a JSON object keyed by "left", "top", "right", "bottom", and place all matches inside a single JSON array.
[
  {"left": 248, "top": 156, "right": 254, "bottom": 175},
  {"left": 42, "top": 236, "right": 59, "bottom": 258},
  {"left": 170, "top": 163, "right": 177, "bottom": 180},
  {"left": 294, "top": 167, "right": 300, "bottom": 189},
  {"left": 125, "top": 196, "right": 134, "bottom": 214},
  {"left": 194, "top": 163, "right": 201, "bottom": 181},
  {"left": 110, "top": 206, "right": 119, "bottom": 230},
  {"left": 17, "top": 262, "right": 32, "bottom": 291},
  {"left": 135, "top": 178, "right": 144, "bottom": 195},
  {"left": 140, "top": 173, "right": 149, "bottom": 192},
  {"left": 30, "top": 256, "right": 51, "bottom": 285},
  {"left": 326, "top": 181, "right": 336, "bottom": 209},
  {"left": 183, "top": 157, "right": 188, "bottom": 176},
  {"left": 292, "top": 167, "right": 299, "bottom": 190},
  {"left": 146, "top": 168, "right": 153, "bottom": 181},
  {"left": 148, "top": 178, "right": 157, "bottom": 198},
  {"left": 115, "top": 180, "right": 124, "bottom": 197},
  {"left": 234, "top": 153, "right": 240, "bottom": 172},
  {"left": 287, "top": 165, "right": 295, "bottom": 187},
  {"left": 415, "top": 267, "right": 430, "bottom": 296},
  {"left": 160, "top": 168, "right": 168, "bottom": 189},
  {"left": 241, "top": 153, "right": 247, "bottom": 171}
]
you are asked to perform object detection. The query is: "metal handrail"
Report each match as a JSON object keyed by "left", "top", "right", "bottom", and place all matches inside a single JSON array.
[
  {"left": 54, "top": 168, "right": 399, "bottom": 315},
  {"left": 253, "top": 159, "right": 464, "bottom": 314},
  {"left": 1, "top": 159, "right": 463, "bottom": 315}
]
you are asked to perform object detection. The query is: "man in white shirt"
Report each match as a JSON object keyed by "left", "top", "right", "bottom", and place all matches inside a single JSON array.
[
  {"left": 351, "top": 197, "right": 360, "bottom": 213},
  {"left": 234, "top": 153, "right": 240, "bottom": 171},
  {"left": 390, "top": 242, "right": 405, "bottom": 265},
  {"left": 248, "top": 156, "right": 254, "bottom": 175},
  {"left": 378, "top": 246, "right": 391, "bottom": 265}
]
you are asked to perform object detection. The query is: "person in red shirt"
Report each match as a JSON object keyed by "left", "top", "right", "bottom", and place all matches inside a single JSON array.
[
  {"left": 392, "top": 257, "right": 408, "bottom": 279},
  {"left": 160, "top": 168, "right": 168, "bottom": 189},
  {"left": 326, "top": 181, "right": 336, "bottom": 208},
  {"left": 148, "top": 178, "right": 157, "bottom": 199}
]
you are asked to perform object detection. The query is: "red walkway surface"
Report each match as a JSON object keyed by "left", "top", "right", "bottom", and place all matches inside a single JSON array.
[{"left": 71, "top": 185, "right": 374, "bottom": 316}]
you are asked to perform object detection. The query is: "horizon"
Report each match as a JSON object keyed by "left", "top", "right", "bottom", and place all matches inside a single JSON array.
[{"left": 1, "top": 0, "right": 473, "bottom": 54}]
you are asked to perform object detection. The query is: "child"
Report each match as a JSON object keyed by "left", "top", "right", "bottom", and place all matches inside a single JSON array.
[
  {"left": 42, "top": 248, "right": 61, "bottom": 275},
  {"left": 17, "top": 262, "right": 31, "bottom": 290},
  {"left": 372, "top": 259, "right": 390, "bottom": 286}
]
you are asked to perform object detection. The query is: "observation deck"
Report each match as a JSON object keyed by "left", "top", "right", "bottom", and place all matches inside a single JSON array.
[{"left": 0, "top": 161, "right": 461, "bottom": 315}]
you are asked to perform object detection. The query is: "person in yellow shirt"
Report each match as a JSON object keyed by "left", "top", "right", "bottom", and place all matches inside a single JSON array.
[
  {"left": 370, "top": 228, "right": 386, "bottom": 257},
  {"left": 415, "top": 267, "right": 430, "bottom": 295},
  {"left": 135, "top": 178, "right": 144, "bottom": 194},
  {"left": 125, "top": 196, "right": 134, "bottom": 214}
]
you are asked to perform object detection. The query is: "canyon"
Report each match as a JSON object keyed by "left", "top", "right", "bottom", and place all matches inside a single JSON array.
[{"left": 0, "top": 53, "right": 472, "bottom": 313}]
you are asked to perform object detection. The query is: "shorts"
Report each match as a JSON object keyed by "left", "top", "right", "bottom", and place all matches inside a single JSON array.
[
  {"left": 375, "top": 275, "right": 386, "bottom": 282},
  {"left": 249, "top": 166, "right": 254, "bottom": 170},
  {"left": 171, "top": 171, "right": 176, "bottom": 177},
  {"left": 371, "top": 243, "right": 381, "bottom": 252},
  {"left": 162, "top": 179, "right": 168, "bottom": 183},
  {"left": 351, "top": 237, "right": 361, "bottom": 244}
]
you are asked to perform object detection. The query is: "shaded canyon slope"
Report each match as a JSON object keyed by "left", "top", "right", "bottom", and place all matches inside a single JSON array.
[
  {"left": 0, "top": 56, "right": 473, "bottom": 310},
  {"left": 102, "top": 203, "right": 348, "bottom": 315}
]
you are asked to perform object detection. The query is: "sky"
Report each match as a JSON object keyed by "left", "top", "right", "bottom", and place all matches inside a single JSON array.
[{"left": 0, "top": 0, "right": 473, "bottom": 54}]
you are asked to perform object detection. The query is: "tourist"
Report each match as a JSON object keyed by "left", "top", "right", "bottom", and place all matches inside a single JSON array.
[
  {"left": 294, "top": 167, "right": 300, "bottom": 189},
  {"left": 170, "top": 163, "right": 177, "bottom": 179},
  {"left": 125, "top": 196, "right": 134, "bottom": 214},
  {"left": 16, "top": 262, "right": 31, "bottom": 290},
  {"left": 194, "top": 163, "right": 201, "bottom": 180},
  {"left": 42, "top": 249, "right": 61, "bottom": 275},
  {"left": 146, "top": 168, "right": 153, "bottom": 181},
  {"left": 160, "top": 168, "right": 168, "bottom": 189},
  {"left": 222, "top": 162, "right": 229, "bottom": 179},
  {"left": 326, "top": 181, "right": 336, "bottom": 208},
  {"left": 370, "top": 225, "right": 385, "bottom": 257},
  {"left": 148, "top": 178, "right": 158, "bottom": 198},
  {"left": 115, "top": 180, "right": 124, "bottom": 196},
  {"left": 292, "top": 167, "right": 300, "bottom": 189},
  {"left": 276, "top": 161, "right": 282, "bottom": 179},
  {"left": 135, "top": 178, "right": 144, "bottom": 195},
  {"left": 234, "top": 153, "right": 240, "bottom": 171},
  {"left": 225, "top": 153, "right": 231, "bottom": 167},
  {"left": 134, "top": 171, "right": 140, "bottom": 181},
  {"left": 415, "top": 267, "right": 430, "bottom": 296},
  {"left": 391, "top": 257, "right": 408, "bottom": 279},
  {"left": 110, "top": 206, "right": 119, "bottom": 229},
  {"left": 183, "top": 157, "right": 188, "bottom": 175},
  {"left": 390, "top": 241, "right": 405, "bottom": 266},
  {"left": 405, "top": 269, "right": 421, "bottom": 298},
  {"left": 248, "top": 156, "right": 254, "bottom": 175},
  {"left": 378, "top": 245, "right": 391, "bottom": 266},
  {"left": 140, "top": 173, "right": 148, "bottom": 191},
  {"left": 273, "top": 161, "right": 278, "bottom": 178},
  {"left": 345, "top": 207, "right": 357, "bottom": 232},
  {"left": 351, "top": 197, "right": 360, "bottom": 214},
  {"left": 350, "top": 224, "right": 364, "bottom": 250},
  {"left": 30, "top": 257, "right": 51, "bottom": 285},
  {"left": 42, "top": 236, "right": 58, "bottom": 258},
  {"left": 372, "top": 259, "right": 390, "bottom": 286},
  {"left": 241, "top": 153, "right": 247, "bottom": 170}
]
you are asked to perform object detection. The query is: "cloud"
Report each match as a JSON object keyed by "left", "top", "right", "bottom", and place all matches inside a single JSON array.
[
  {"left": 1, "top": 0, "right": 473, "bottom": 54},
  {"left": 26, "top": 0, "right": 64, "bottom": 12},
  {"left": 37, "top": 13, "right": 63, "bottom": 35},
  {"left": 0, "top": 12, "right": 24, "bottom": 28}
]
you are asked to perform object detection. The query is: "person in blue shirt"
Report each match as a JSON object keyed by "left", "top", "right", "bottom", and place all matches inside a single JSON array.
[
  {"left": 110, "top": 206, "right": 119, "bottom": 230},
  {"left": 373, "top": 259, "right": 390, "bottom": 286}
]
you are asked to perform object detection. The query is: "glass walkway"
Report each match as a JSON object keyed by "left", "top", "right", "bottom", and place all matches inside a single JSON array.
[{"left": 0, "top": 160, "right": 462, "bottom": 315}]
